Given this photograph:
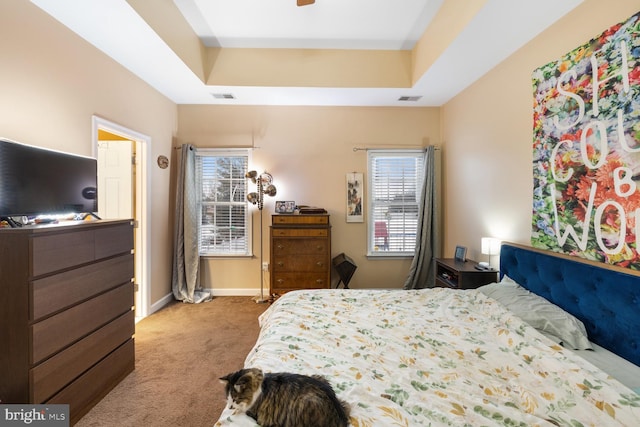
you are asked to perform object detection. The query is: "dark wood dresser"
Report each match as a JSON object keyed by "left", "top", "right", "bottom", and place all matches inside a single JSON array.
[
  {"left": 270, "top": 214, "right": 331, "bottom": 294},
  {"left": 0, "top": 219, "right": 135, "bottom": 425}
]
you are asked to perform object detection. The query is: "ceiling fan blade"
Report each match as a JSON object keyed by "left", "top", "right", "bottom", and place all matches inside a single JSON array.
[{"left": 297, "top": 0, "right": 315, "bottom": 6}]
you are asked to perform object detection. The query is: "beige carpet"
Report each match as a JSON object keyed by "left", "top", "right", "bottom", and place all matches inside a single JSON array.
[{"left": 76, "top": 296, "right": 269, "bottom": 427}]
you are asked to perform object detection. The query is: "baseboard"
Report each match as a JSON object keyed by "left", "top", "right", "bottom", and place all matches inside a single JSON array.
[
  {"left": 209, "top": 288, "right": 263, "bottom": 297},
  {"left": 142, "top": 288, "right": 265, "bottom": 320},
  {"left": 148, "top": 289, "right": 262, "bottom": 316},
  {"left": 149, "top": 292, "right": 174, "bottom": 315}
]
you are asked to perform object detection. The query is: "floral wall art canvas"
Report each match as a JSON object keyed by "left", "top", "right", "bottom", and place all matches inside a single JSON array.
[{"left": 532, "top": 11, "right": 640, "bottom": 268}]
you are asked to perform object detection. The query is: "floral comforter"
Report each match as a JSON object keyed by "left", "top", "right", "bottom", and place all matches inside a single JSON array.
[{"left": 215, "top": 288, "right": 640, "bottom": 426}]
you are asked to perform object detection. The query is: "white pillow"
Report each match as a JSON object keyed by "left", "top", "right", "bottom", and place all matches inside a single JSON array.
[{"left": 478, "top": 276, "right": 592, "bottom": 350}]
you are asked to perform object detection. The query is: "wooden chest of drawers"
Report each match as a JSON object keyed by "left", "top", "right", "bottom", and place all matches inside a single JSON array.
[
  {"left": 0, "top": 220, "right": 135, "bottom": 425},
  {"left": 270, "top": 214, "right": 331, "bottom": 294}
]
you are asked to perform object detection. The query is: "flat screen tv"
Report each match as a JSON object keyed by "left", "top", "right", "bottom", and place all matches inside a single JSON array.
[{"left": 0, "top": 138, "right": 97, "bottom": 219}]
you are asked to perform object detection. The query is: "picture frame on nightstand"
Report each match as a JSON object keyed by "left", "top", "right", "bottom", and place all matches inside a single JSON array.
[{"left": 454, "top": 245, "right": 467, "bottom": 262}]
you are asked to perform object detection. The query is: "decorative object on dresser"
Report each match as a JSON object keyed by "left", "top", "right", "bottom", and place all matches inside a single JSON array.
[
  {"left": 275, "top": 201, "right": 295, "bottom": 214},
  {"left": 245, "top": 171, "right": 277, "bottom": 303},
  {"left": 297, "top": 205, "right": 327, "bottom": 214},
  {"left": 271, "top": 214, "right": 331, "bottom": 295},
  {"left": 434, "top": 257, "right": 498, "bottom": 289},
  {"left": 0, "top": 220, "right": 135, "bottom": 425}
]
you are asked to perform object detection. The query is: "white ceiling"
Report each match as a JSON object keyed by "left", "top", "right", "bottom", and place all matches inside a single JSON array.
[
  {"left": 31, "top": 0, "right": 583, "bottom": 107},
  {"left": 175, "top": 0, "right": 441, "bottom": 50}
]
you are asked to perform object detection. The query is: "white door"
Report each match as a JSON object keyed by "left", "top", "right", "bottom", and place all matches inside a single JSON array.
[
  {"left": 97, "top": 140, "right": 133, "bottom": 219},
  {"left": 97, "top": 140, "right": 139, "bottom": 316},
  {"left": 93, "top": 116, "right": 150, "bottom": 321}
]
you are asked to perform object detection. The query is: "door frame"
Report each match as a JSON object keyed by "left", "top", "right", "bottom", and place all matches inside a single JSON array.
[{"left": 92, "top": 115, "right": 151, "bottom": 320}]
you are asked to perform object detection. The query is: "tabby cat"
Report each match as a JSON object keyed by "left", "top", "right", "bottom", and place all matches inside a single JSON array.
[{"left": 219, "top": 368, "right": 350, "bottom": 427}]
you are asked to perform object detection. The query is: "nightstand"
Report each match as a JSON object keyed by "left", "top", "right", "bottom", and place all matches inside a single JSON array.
[{"left": 434, "top": 258, "right": 498, "bottom": 289}]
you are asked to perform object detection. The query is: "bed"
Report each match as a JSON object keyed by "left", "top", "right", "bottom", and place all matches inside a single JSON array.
[{"left": 215, "top": 242, "right": 640, "bottom": 426}]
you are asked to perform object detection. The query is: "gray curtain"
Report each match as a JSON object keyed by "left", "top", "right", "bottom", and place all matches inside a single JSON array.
[
  {"left": 172, "top": 144, "right": 212, "bottom": 303},
  {"left": 404, "top": 145, "right": 438, "bottom": 289}
]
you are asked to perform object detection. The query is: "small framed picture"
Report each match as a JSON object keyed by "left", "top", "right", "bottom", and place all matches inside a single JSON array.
[
  {"left": 346, "top": 172, "right": 364, "bottom": 223},
  {"left": 275, "top": 201, "right": 295, "bottom": 214},
  {"left": 454, "top": 245, "right": 467, "bottom": 262}
]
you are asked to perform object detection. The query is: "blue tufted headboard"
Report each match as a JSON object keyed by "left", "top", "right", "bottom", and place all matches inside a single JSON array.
[{"left": 499, "top": 242, "right": 640, "bottom": 367}]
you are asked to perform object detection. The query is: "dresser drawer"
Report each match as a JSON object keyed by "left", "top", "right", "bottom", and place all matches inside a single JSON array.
[
  {"left": 272, "top": 238, "right": 328, "bottom": 255},
  {"left": 272, "top": 215, "right": 329, "bottom": 225},
  {"left": 272, "top": 255, "right": 328, "bottom": 272},
  {"left": 30, "top": 310, "right": 134, "bottom": 403},
  {"left": 46, "top": 338, "right": 135, "bottom": 425},
  {"left": 272, "top": 228, "right": 328, "bottom": 237},
  {"left": 31, "top": 254, "right": 134, "bottom": 321},
  {"left": 30, "top": 222, "right": 133, "bottom": 277},
  {"left": 272, "top": 273, "right": 329, "bottom": 290},
  {"left": 31, "top": 283, "right": 133, "bottom": 364},
  {"left": 31, "top": 230, "right": 95, "bottom": 277},
  {"left": 94, "top": 222, "right": 134, "bottom": 260}
]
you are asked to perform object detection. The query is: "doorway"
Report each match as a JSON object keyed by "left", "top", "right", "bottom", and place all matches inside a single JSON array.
[{"left": 92, "top": 116, "right": 150, "bottom": 321}]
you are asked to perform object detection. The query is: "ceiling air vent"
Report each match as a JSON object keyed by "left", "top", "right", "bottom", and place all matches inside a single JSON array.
[
  {"left": 398, "top": 96, "right": 422, "bottom": 102},
  {"left": 211, "top": 93, "right": 236, "bottom": 99}
]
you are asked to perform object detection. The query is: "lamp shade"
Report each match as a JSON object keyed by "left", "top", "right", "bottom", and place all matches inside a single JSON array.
[
  {"left": 481, "top": 237, "right": 501, "bottom": 256},
  {"left": 247, "top": 192, "right": 259, "bottom": 204},
  {"left": 245, "top": 170, "right": 258, "bottom": 183},
  {"left": 264, "top": 184, "right": 277, "bottom": 197}
]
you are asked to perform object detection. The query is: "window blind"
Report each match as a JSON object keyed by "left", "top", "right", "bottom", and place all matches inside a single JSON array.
[
  {"left": 196, "top": 150, "right": 250, "bottom": 256},
  {"left": 368, "top": 150, "right": 425, "bottom": 255}
]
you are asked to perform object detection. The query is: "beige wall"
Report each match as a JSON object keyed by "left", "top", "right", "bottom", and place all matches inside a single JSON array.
[
  {"left": 0, "top": 2, "right": 177, "bottom": 306},
  {"left": 177, "top": 105, "right": 440, "bottom": 290},
  {"left": 441, "top": 0, "right": 639, "bottom": 266}
]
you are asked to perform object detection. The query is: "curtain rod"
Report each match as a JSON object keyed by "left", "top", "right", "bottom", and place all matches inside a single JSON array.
[
  {"left": 352, "top": 145, "right": 440, "bottom": 152},
  {"left": 173, "top": 145, "right": 259, "bottom": 150}
]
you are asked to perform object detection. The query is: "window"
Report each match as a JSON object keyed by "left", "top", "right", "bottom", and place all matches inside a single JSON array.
[
  {"left": 196, "top": 149, "right": 250, "bottom": 256},
  {"left": 367, "top": 150, "right": 425, "bottom": 256}
]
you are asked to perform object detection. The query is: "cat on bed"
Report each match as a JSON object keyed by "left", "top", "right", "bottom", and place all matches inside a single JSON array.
[{"left": 219, "top": 368, "right": 350, "bottom": 427}]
